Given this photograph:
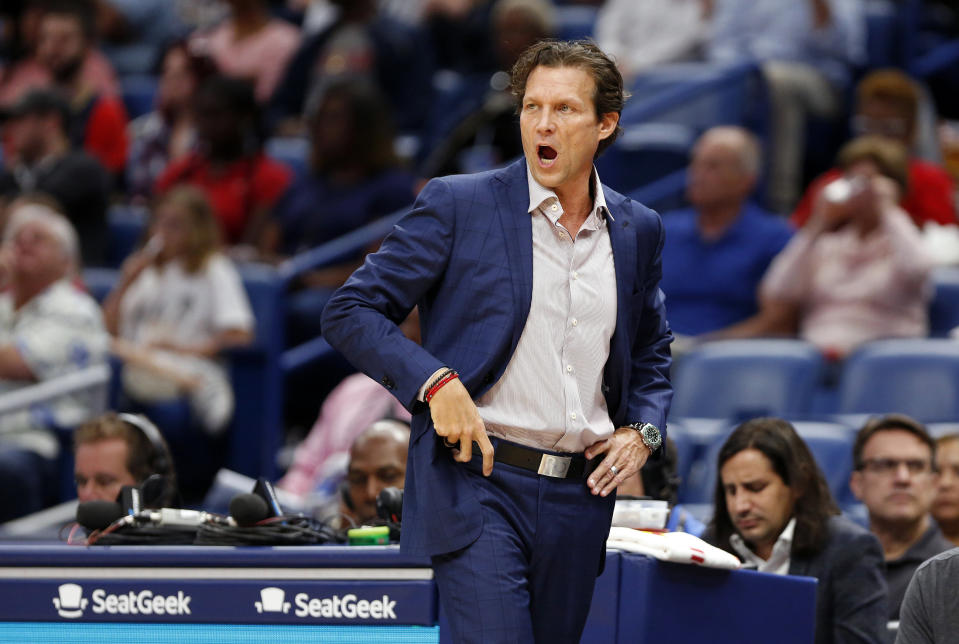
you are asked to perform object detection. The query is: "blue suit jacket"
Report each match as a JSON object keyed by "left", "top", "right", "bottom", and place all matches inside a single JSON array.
[{"left": 321, "top": 159, "right": 673, "bottom": 556}]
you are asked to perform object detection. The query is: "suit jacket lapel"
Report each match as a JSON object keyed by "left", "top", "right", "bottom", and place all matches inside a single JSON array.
[
  {"left": 606, "top": 193, "right": 637, "bottom": 337},
  {"left": 492, "top": 160, "right": 534, "bottom": 348}
]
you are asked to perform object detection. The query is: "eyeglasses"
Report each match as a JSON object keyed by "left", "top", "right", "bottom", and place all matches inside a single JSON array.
[{"left": 860, "top": 458, "right": 932, "bottom": 476}]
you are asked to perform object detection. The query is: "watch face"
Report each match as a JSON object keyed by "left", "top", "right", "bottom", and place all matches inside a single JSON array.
[{"left": 641, "top": 424, "right": 662, "bottom": 450}]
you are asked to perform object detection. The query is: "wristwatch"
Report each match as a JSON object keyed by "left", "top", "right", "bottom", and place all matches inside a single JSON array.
[{"left": 626, "top": 422, "right": 662, "bottom": 453}]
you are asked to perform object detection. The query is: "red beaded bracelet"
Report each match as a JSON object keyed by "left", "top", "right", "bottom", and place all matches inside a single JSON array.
[{"left": 425, "top": 370, "right": 459, "bottom": 402}]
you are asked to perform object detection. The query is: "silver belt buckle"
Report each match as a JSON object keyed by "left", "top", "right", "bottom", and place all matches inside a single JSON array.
[{"left": 537, "top": 454, "right": 571, "bottom": 478}]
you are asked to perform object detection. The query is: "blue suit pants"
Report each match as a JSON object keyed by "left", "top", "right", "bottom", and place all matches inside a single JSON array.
[{"left": 431, "top": 443, "right": 615, "bottom": 643}]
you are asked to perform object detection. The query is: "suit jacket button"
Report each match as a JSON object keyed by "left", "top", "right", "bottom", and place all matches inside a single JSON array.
[
  {"left": 381, "top": 376, "right": 395, "bottom": 389},
  {"left": 483, "top": 371, "right": 494, "bottom": 385}
]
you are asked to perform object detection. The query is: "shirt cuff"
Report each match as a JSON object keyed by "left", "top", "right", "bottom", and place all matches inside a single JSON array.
[{"left": 418, "top": 367, "right": 449, "bottom": 402}]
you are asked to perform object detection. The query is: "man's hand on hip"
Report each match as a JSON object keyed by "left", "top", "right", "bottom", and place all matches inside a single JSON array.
[
  {"left": 585, "top": 428, "right": 651, "bottom": 497},
  {"left": 429, "top": 378, "right": 494, "bottom": 476}
]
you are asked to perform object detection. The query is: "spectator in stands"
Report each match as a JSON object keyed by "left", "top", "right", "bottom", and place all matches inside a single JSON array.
[
  {"left": 0, "top": 89, "right": 110, "bottom": 265},
  {"left": 896, "top": 548, "right": 959, "bottom": 644},
  {"left": 417, "top": 0, "right": 555, "bottom": 179},
  {"left": 74, "top": 411, "right": 178, "bottom": 508},
  {"left": 0, "top": 0, "right": 128, "bottom": 175},
  {"left": 660, "top": 127, "right": 793, "bottom": 337},
  {"left": 94, "top": 0, "right": 187, "bottom": 77},
  {"left": 154, "top": 75, "right": 292, "bottom": 250},
  {"left": 102, "top": 185, "right": 255, "bottom": 437},
  {"left": 336, "top": 419, "right": 410, "bottom": 526},
  {"left": 195, "top": 0, "right": 301, "bottom": 104},
  {"left": 849, "top": 414, "right": 953, "bottom": 620},
  {"left": 712, "top": 136, "right": 933, "bottom": 359},
  {"left": 617, "top": 437, "right": 705, "bottom": 536},
  {"left": 0, "top": 0, "right": 120, "bottom": 106},
  {"left": 595, "top": 0, "right": 710, "bottom": 83},
  {"left": 423, "top": 0, "right": 497, "bottom": 76},
  {"left": 278, "top": 308, "right": 417, "bottom": 498},
  {"left": 706, "top": 417, "right": 887, "bottom": 644},
  {"left": 125, "top": 41, "right": 216, "bottom": 201},
  {"left": 268, "top": 0, "right": 434, "bottom": 134},
  {"left": 933, "top": 433, "right": 959, "bottom": 546},
  {"left": 792, "top": 69, "right": 957, "bottom": 230},
  {"left": 707, "top": 0, "right": 865, "bottom": 213},
  {"left": 269, "top": 78, "right": 415, "bottom": 259},
  {"left": 0, "top": 201, "right": 109, "bottom": 522}
]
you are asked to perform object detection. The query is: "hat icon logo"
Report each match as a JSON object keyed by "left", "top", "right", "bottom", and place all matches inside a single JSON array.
[
  {"left": 53, "top": 583, "right": 87, "bottom": 618},
  {"left": 255, "top": 587, "right": 290, "bottom": 614}
]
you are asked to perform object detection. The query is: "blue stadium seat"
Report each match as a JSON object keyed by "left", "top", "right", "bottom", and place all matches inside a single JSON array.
[
  {"left": 838, "top": 339, "right": 959, "bottom": 423},
  {"left": 603, "top": 62, "right": 768, "bottom": 199},
  {"left": 555, "top": 5, "right": 598, "bottom": 41},
  {"left": 264, "top": 136, "right": 311, "bottom": 178},
  {"left": 120, "top": 74, "right": 159, "bottom": 120},
  {"left": 106, "top": 204, "right": 149, "bottom": 268},
  {"left": 670, "top": 340, "right": 824, "bottom": 421},
  {"left": 80, "top": 267, "right": 119, "bottom": 303},
  {"left": 928, "top": 267, "right": 959, "bottom": 337}
]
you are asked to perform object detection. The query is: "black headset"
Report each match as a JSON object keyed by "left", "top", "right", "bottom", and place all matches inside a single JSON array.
[{"left": 117, "top": 413, "right": 177, "bottom": 506}]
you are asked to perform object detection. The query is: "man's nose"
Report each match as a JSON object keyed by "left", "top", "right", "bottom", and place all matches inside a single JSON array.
[
  {"left": 730, "top": 493, "right": 751, "bottom": 515},
  {"left": 535, "top": 109, "right": 555, "bottom": 133}
]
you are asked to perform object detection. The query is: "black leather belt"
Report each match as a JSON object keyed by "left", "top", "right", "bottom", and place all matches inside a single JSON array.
[{"left": 494, "top": 440, "right": 600, "bottom": 479}]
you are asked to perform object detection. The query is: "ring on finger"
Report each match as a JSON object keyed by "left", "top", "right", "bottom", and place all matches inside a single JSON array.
[{"left": 609, "top": 464, "right": 619, "bottom": 476}]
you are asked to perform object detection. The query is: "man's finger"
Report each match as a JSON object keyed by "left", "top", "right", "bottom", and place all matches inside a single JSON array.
[
  {"left": 477, "top": 432, "right": 495, "bottom": 477},
  {"left": 456, "top": 434, "right": 473, "bottom": 463},
  {"left": 584, "top": 439, "right": 609, "bottom": 461}
]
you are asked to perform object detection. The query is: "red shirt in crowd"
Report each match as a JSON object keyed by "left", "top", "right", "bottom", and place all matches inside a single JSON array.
[
  {"left": 154, "top": 152, "right": 292, "bottom": 243},
  {"left": 791, "top": 159, "right": 957, "bottom": 229}
]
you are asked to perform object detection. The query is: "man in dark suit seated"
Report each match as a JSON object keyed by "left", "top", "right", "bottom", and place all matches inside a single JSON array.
[
  {"left": 849, "top": 414, "right": 954, "bottom": 621},
  {"left": 705, "top": 417, "right": 888, "bottom": 644}
]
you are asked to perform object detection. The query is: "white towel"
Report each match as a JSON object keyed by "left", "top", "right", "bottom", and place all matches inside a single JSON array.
[{"left": 606, "top": 526, "right": 741, "bottom": 570}]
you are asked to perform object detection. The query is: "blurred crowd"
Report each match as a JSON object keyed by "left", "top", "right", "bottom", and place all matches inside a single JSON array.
[{"left": 0, "top": 0, "right": 957, "bottom": 593}]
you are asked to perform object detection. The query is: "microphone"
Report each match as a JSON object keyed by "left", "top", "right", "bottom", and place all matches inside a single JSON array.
[
  {"left": 117, "top": 485, "right": 142, "bottom": 516},
  {"left": 76, "top": 500, "right": 125, "bottom": 531},
  {"left": 229, "top": 493, "right": 270, "bottom": 527},
  {"left": 376, "top": 487, "right": 403, "bottom": 524}
]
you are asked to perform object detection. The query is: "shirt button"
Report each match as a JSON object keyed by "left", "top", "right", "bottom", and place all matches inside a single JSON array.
[
  {"left": 572, "top": 319, "right": 578, "bottom": 327},
  {"left": 566, "top": 365, "right": 573, "bottom": 373},
  {"left": 572, "top": 271, "right": 579, "bottom": 280},
  {"left": 551, "top": 204, "right": 558, "bottom": 212},
  {"left": 570, "top": 412, "right": 577, "bottom": 420}
]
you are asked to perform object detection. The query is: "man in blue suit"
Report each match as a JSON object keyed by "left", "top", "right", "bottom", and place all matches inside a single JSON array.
[{"left": 322, "top": 40, "right": 673, "bottom": 643}]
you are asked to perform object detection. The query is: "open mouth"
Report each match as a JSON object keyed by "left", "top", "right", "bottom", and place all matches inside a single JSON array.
[{"left": 537, "top": 145, "right": 557, "bottom": 165}]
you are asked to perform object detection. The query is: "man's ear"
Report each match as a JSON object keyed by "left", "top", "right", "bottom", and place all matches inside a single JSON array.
[
  {"left": 849, "top": 470, "right": 864, "bottom": 502},
  {"left": 598, "top": 111, "right": 619, "bottom": 142}
]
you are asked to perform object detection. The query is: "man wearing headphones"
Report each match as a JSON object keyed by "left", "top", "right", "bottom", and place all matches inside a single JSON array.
[
  {"left": 338, "top": 419, "right": 410, "bottom": 526},
  {"left": 74, "top": 412, "right": 178, "bottom": 508}
]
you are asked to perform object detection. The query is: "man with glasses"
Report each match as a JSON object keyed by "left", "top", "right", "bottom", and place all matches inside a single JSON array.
[{"left": 849, "top": 414, "right": 954, "bottom": 620}]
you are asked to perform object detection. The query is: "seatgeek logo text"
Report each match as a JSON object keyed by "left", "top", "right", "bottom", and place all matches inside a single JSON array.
[
  {"left": 52, "top": 583, "right": 192, "bottom": 618},
  {"left": 256, "top": 586, "right": 397, "bottom": 620}
]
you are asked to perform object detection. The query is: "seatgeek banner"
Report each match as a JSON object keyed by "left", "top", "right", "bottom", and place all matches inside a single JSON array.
[{"left": 0, "top": 580, "right": 436, "bottom": 625}]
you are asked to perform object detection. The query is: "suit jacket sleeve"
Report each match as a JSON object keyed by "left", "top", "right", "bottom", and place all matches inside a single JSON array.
[
  {"left": 320, "top": 178, "right": 455, "bottom": 409},
  {"left": 828, "top": 527, "right": 889, "bottom": 644},
  {"left": 626, "top": 210, "right": 673, "bottom": 432}
]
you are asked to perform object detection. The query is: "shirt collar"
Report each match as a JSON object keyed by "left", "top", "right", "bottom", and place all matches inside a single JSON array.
[
  {"left": 525, "top": 163, "right": 612, "bottom": 228},
  {"left": 729, "top": 517, "right": 796, "bottom": 564}
]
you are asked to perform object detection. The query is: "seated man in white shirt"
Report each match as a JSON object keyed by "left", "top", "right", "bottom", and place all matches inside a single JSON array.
[
  {"left": 705, "top": 417, "right": 888, "bottom": 644},
  {"left": 0, "top": 200, "right": 109, "bottom": 522}
]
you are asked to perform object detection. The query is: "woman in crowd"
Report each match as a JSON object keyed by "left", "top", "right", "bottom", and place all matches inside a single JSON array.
[{"left": 103, "top": 185, "right": 254, "bottom": 437}]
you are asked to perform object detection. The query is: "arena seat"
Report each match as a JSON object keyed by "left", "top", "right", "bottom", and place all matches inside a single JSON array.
[
  {"left": 120, "top": 74, "right": 159, "bottom": 120},
  {"left": 670, "top": 339, "right": 824, "bottom": 421},
  {"left": 838, "top": 338, "right": 959, "bottom": 423},
  {"left": 928, "top": 267, "right": 959, "bottom": 337}
]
